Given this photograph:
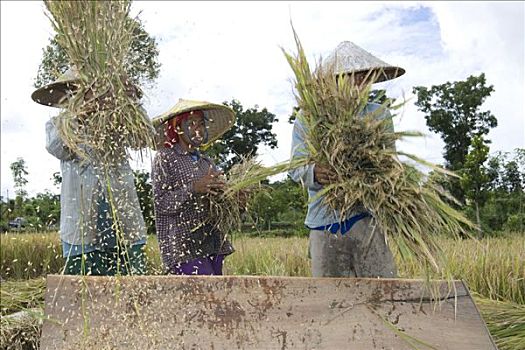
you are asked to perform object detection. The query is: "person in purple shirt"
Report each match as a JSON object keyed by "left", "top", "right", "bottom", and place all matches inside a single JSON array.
[
  {"left": 289, "top": 41, "right": 406, "bottom": 278},
  {"left": 151, "top": 99, "right": 236, "bottom": 275}
]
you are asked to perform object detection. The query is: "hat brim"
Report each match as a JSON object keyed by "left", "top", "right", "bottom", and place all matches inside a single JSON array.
[
  {"left": 31, "top": 80, "right": 78, "bottom": 107},
  {"left": 337, "top": 66, "right": 406, "bottom": 84},
  {"left": 31, "top": 73, "right": 142, "bottom": 108}
]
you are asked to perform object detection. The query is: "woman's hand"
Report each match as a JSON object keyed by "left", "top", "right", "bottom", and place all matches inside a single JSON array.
[{"left": 193, "top": 167, "right": 226, "bottom": 195}]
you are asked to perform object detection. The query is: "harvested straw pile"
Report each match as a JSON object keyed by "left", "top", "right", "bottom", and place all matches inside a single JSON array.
[
  {"left": 1, "top": 279, "right": 45, "bottom": 350},
  {"left": 0, "top": 309, "right": 42, "bottom": 350},
  {"left": 474, "top": 296, "right": 525, "bottom": 350},
  {"left": 282, "top": 30, "right": 474, "bottom": 276},
  {"left": 0, "top": 279, "right": 45, "bottom": 316},
  {"left": 44, "top": 0, "right": 156, "bottom": 163}
]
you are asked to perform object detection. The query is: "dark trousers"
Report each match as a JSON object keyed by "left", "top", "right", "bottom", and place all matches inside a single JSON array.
[
  {"left": 309, "top": 217, "right": 397, "bottom": 278},
  {"left": 64, "top": 244, "right": 146, "bottom": 276}
]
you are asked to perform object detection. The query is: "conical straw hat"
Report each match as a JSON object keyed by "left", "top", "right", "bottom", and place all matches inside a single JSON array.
[
  {"left": 152, "top": 98, "right": 236, "bottom": 148},
  {"left": 31, "top": 67, "right": 80, "bottom": 107},
  {"left": 322, "top": 41, "right": 405, "bottom": 83},
  {"left": 31, "top": 67, "right": 143, "bottom": 108}
]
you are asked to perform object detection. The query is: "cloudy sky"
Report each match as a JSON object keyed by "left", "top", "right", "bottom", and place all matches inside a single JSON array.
[{"left": 1, "top": 1, "right": 524, "bottom": 198}]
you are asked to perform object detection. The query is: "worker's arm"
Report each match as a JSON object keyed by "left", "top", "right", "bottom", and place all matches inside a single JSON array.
[{"left": 288, "top": 117, "right": 323, "bottom": 191}]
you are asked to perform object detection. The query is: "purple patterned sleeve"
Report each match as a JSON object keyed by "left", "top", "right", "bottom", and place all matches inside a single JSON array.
[{"left": 152, "top": 151, "right": 193, "bottom": 215}]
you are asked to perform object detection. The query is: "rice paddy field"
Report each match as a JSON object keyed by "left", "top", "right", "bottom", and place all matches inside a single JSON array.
[{"left": 1, "top": 231, "right": 524, "bottom": 349}]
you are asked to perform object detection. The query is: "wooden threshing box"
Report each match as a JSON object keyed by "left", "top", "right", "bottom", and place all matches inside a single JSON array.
[{"left": 40, "top": 275, "right": 496, "bottom": 349}]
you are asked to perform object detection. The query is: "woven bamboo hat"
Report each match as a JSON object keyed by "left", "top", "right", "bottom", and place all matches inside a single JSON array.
[
  {"left": 152, "top": 98, "right": 236, "bottom": 148},
  {"left": 31, "top": 67, "right": 80, "bottom": 107},
  {"left": 32, "top": 67, "right": 143, "bottom": 108},
  {"left": 322, "top": 41, "right": 405, "bottom": 83}
]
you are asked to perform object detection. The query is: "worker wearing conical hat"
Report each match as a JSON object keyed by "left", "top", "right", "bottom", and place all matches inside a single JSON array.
[
  {"left": 151, "top": 99, "right": 236, "bottom": 275},
  {"left": 33, "top": 68, "right": 147, "bottom": 276},
  {"left": 289, "top": 41, "right": 405, "bottom": 278}
]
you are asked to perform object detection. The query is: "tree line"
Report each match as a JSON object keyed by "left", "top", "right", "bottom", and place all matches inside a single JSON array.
[{"left": 2, "top": 20, "right": 523, "bottom": 235}]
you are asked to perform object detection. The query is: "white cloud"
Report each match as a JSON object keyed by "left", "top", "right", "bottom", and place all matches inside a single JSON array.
[{"left": 1, "top": 1, "right": 523, "bottom": 197}]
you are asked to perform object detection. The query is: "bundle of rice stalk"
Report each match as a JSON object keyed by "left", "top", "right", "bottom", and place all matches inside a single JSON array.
[
  {"left": 282, "top": 29, "right": 475, "bottom": 280},
  {"left": 0, "top": 279, "right": 45, "bottom": 316},
  {"left": 207, "top": 157, "right": 268, "bottom": 235},
  {"left": 206, "top": 156, "right": 311, "bottom": 235},
  {"left": 44, "top": 0, "right": 156, "bottom": 164},
  {"left": 0, "top": 279, "right": 45, "bottom": 350},
  {"left": 0, "top": 309, "right": 43, "bottom": 350},
  {"left": 474, "top": 295, "right": 525, "bottom": 350}
]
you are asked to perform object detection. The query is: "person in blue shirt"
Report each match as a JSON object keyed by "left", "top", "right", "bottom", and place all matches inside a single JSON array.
[
  {"left": 32, "top": 68, "right": 148, "bottom": 276},
  {"left": 289, "top": 41, "right": 405, "bottom": 278}
]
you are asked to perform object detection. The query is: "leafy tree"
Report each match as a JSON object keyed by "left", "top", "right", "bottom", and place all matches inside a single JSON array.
[
  {"left": 34, "top": 17, "right": 160, "bottom": 90},
  {"left": 250, "top": 190, "right": 283, "bottom": 230},
  {"left": 413, "top": 74, "right": 497, "bottom": 201},
  {"left": 368, "top": 89, "right": 394, "bottom": 107},
  {"left": 10, "top": 158, "right": 29, "bottom": 198},
  {"left": 502, "top": 160, "right": 523, "bottom": 193},
  {"left": 206, "top": 99, "right": 278, "bottom": 171},
  {"left": 486, "top": 152, "right": 503, "bottom": 192},
  {"left": 10, "top": 158, "right": 29, "bottom": 218},
  {"left": 248, "top": 177, "right": 308, "bottom": 232},
  {"left": 288, "top": 106, "right": 301, "bottom": 124},
  {"left": 478, "top": 149, "right": 525, "bottom": 233},
  {"left": 460, "top": 136, "right": 490, "bottom": 230},
  {"left": 25, "top": 191, "right": 61, "bottom": 230}
]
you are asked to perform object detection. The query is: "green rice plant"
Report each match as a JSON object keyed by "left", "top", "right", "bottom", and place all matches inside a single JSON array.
[
  {"left": 0, "top": 233, "right": 64, "bottom": 280},
  {"left": 224, "top": 236, "right": 310, "bottom": 276},
  {"left": 397, "top": 234, "right": 525, "bottom": 304},
  {"left": 281, "top": 28, "right": 476, "bottom": 286}
]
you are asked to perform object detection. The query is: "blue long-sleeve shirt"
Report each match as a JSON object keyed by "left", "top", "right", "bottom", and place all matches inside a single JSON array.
[
  {"left": 45, "top": 115, "right": 147, "bottom": 253},
  {"left": 288, "top": 102, "right": 393, "bottom": 233}
]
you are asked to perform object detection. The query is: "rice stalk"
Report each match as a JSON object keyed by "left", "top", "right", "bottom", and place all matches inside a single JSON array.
[
  {"left": 44, "top": 0, "right": 156, "bottom": 164},
  {"left": 207, "top": 157, "right": 268, "bottom": 236},
  {"left": 207, "top": 156, "right": 310, "bottom": 237},
  {"left": 282, "top": 27, "right": 476, "bottom": 286}
]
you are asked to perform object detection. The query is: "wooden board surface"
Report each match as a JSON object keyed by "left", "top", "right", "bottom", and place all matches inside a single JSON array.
[{"left": 40, "top": 275, "right": 496, "bottom": 350}]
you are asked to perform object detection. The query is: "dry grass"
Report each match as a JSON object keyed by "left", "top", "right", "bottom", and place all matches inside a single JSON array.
[{"left": 44, "top": 0, "right": 156, "bottom": 162}]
